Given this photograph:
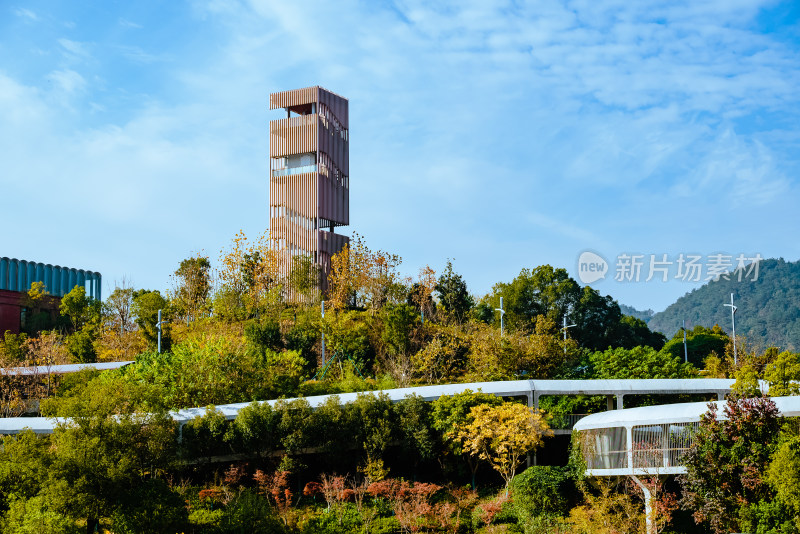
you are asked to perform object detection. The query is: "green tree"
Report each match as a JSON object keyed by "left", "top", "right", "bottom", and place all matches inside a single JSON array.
[
  {"left": 59, "top": 286, "right": 102, "bottom": 363},
  {"left": 616, "top": 315, "right": 666, "bottom": 350},
  {"left": 132, "top": 289, "right": 170, "bottom": 351},
  {"left": 660, "top": 324, "right": 729, "bottom": 368},
  {"left": 394, "top": 394, "right": 437, "bottom": 476},
  {"left": 490, "top": 265, "right": 579, "bottom": 330},
  {"left": 571, "top": 285, "right": 624, "bottom": 351},
  {"left": 765, "top": 435, "right": 800, "bottom": 519},
  {"left": 20, "top": 373, "right": 180, "bottom": 534},
  {"left": 59, "top": 285, "right": 101, "bottom": 332},
  {"left": 765, "top": 350, "right": 800, "bottom": 396},
  {"left": 171, "top": 254, "right": 212, "bottom": 324},
  {"left": 435, "top": 260, "right": 474, "bottom": 323},
  {"left": 351, "top": 393, "right": 395, "bottom": 480},
  {"left": 226, "top": 401, "right": 282, "bottom": 464},
  {"left": 591, "top": 346, "right": 695, "bottom": 379},
  {"left": 288, "top": 254, "right": 321, "bottom": 303},
  {"left": 381, "top": 303, "right": 419, "bottom": 359}
]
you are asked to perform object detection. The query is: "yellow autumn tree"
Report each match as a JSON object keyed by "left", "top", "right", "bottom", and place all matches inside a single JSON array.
[
  {"left": 456, "top": 402, "right": 552, "bottom": 493},
  {"left": 326, "top": 233, "right": 405, "bottom": 312},
  {"left": 217, "top": 229, "right": 280, "bottom": 317}
]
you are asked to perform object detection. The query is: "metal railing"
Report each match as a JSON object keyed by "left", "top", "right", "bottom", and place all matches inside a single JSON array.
[{"left": 272, "top": 164, "right": 318, "bottom": 177}]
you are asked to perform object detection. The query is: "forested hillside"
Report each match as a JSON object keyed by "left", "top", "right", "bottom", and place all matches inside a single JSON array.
[{"left": 649, "top": 258, "right": 800, "bottom": 350}]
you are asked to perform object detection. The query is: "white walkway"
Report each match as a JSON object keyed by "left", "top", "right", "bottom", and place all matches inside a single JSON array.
[
  {"left": 0, "top": 378, "right": 745, "bottom": 435},
  {"left": 574, "top": 393, "right": 794, "bottom": 477}
]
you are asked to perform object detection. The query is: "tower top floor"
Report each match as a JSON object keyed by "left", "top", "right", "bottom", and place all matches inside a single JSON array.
[{"left": 269, "top": 86, "right": 348, "bottom": 130}]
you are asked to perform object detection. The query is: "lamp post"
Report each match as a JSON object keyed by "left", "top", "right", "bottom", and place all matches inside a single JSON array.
[
  {"left": 562, "top": 315, "right": 576, "bottom": 356},
  {"left": 495, "top": 297, "right": 505, "bottom": 336},
  {"left": 723, "top": 293, "right": 738, "bottom": 366},
  {"left": 321, "top": 300, "right": 326, "bottom": 367},
  {"left": 156, "top": 309, "right": 163, "bottom": 354},
  {"left": 682, "top": 319, "right": 688, "bottom": 364}
]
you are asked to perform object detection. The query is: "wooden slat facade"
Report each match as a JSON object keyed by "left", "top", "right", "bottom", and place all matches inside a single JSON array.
[{"left": 268, "top": 87, "right": 350, "bottom": 295}]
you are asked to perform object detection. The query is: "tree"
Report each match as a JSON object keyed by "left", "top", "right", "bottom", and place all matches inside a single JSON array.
[
  {"left": 764, "top": 435, "right": 800, "bottom": 520},
  {"left": 590, "top": 346, "right": 695, "bottom": 380},
  {"left": 486, "top": 265, "right": 653, "bottom": 350},
  {"left": 104, "top": 281, "right": 135, "bottom": 335},
  {"left": 21, "top": 281, "right": 58, "bottom": 333},
  {"left": 381, "top": 303, "right": 420, "bottom": 360},
  {"left": 456, "top": 403, "right": 552, "bottom": 493},
  {"left": 26, "top": 331, "right": 68, "bottom": 396},
  {"left": 764, "top": 350, "right": 800, "bottom": 396},
  {"left": 350, "top": 393, "right": 395, "bottom": 480},
  {"left": 408, "top": 265, "right": 437, "bottom": 322},
  {"left": 59, "top": 285, "right": 100, "bottom": 332},
  {"left": 394, "top": 394, "right": 437, "bottom": 476},
  {"left": 172, "top": 254, "right": 212, "bottom": 323},
  {"left": 431, "top": 391, "right": 503, "bottom": 489},
  {"left": 616, "top": 315, "right": 666, "bottom": 350},
  {"left": 225, "top": 401, "right": 282, "bottom": 464},
  {"left": 59, "top": 286, "right": 102, "bottom": 363},
  {"left": 217, "top": 230, "right": 280, "bottom": 318},
  {"left": 435, "top": 260, "right": 473, "bottom": 323},
  {"left": 412, "top": 324, "right": 470, "bottom": 384},
  {"left": 490, "top": 265, "right": 579, "bottom": 331},
  {"left": 660, "top": 324, "right": 729, "bottom": 367},
  {"left": 132, "top": 290, "right": 170, "bottom": 351},
  {"left": 680, "top": 395, "right": 781, "bottom": 534},
  {"left": 327, "top": 233, "right": 405, "bottom": 312},
  {"left": 288, "top": 254, "right": 321, "bottom": 303}
]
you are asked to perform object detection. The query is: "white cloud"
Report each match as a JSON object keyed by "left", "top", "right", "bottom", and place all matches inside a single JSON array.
[
  {"left": 13, "top": 7, "right": 38, "bottom": 21},
  {"left": 118, "top": 18, "right": 143, "bottom": 29},
  {"left": 57, "top": 38, "right": 91, "bottom": 61},
  {"left": 46, "top": 69, "right": 86, "bottom": 94}
]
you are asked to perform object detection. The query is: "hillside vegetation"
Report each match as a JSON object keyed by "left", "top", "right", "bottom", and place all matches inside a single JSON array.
[
  {"left": 2, "top": 232, "right": 800, "bottom": 532},
  {"left": 649, "top": 258, "right": 800, "bottom": 351}
]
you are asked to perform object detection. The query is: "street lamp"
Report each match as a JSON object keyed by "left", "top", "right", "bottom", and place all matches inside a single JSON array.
[
  {"left": 156, "top": 309, "right": 164, "bottom": 353},
  {"left": 562, "top": 315, "right": 576, "bottom": 356},
  {"left": 681, "top": 319, "right": 689, "bottom": 364},
  {"left": 321, "top": 300, "right": 326, "bottom": 367},
  {"left": 723, "top": 293, "right": 738, "bottom": 366},
  {"left": 495, "top": 297, "right": 505, "bottom": 336}
]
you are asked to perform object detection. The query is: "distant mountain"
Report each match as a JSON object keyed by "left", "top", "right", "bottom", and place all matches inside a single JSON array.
[
  {"left": 619, "top": 304, "right": 655, "bottom": 323},
  {"left": 648, "top": 258, "right": 800, "bottom": 351}
]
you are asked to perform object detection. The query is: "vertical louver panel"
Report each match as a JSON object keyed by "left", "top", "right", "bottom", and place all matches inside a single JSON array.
[{"left": 269, "top": 86, "right": 349, "bottom": 299}]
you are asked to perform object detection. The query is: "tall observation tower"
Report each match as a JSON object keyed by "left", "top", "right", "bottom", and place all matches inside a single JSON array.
[{"left": 269, "top": 86, "right": 349, "bottom": 293}]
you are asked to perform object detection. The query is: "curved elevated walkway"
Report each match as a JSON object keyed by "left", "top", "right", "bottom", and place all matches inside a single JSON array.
[
  {"left": 2, "top": 361, "right": 134, "bottom": 377},
  {"left": 0, "top": 378, "right": 745, "bottom": 436},
  {"left": 574, "top": 393, "right": 796, "bottom": 477}
]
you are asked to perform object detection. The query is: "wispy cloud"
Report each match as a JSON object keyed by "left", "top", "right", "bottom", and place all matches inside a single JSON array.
[
  {"left": 117, "top": 45, "right": 166, "bottom": 64},
  {"left": 46, "top": 69, "right": 86, "bottom": 95},
  {"left": 118, "top": 18, "right": 143, "bottom": 29},
  {"left": 57, "top": 38, "right": 92, "bottom": 61},
  {"left": 13, "top": 7, "right": 38, "bottom": 21}
]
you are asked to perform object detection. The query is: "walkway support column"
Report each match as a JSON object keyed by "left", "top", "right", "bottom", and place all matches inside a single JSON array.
[
  {"left": 631, "top": 475, "right": 654, "bottom": 534},
  {"left": 617, "top": 394, "right": 624, "bottom": 410}
]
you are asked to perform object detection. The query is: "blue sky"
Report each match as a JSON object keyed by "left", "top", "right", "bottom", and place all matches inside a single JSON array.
[{"left": 1, "top": 0, "right": 799, "bottom": 313}]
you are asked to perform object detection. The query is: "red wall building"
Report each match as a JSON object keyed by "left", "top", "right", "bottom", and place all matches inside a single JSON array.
[{"left": 0, "top": 257, "right": 101, "bottom": 335}]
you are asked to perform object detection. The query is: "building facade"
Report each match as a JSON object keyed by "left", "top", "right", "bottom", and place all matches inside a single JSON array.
[
  {"left": 0, "top": 257, "right": 102, "bottom": 335},
  {"left": 269, "top": 86, "right": 349, "bottom": 294}
]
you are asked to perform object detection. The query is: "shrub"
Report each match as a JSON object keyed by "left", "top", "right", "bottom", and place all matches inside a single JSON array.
[{"left": 511, "top": 466, "right": 576, "bottom": 522}]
